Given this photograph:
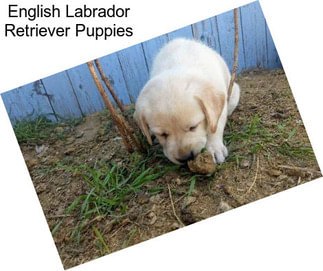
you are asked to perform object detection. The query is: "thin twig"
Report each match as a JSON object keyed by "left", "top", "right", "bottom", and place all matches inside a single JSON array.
[
  {"left": 277, "top": 164, "right": 319, "bottom": 173},
  {"left": 94, "top": 59, "right": 141, "bottom": 136},
  {"left": 246, "top": 156, "right": 260, "bottom": 194},
  {"left": 118, "top": 115, "right": 146, "bottom": 153},
  {"left": 94, "top": 59, "right": 125, "bottom": 113},
  {"left": 89, "top": 60, "right": 146, "bottom": 153},
  {"left": 227, "top": 8, "right": 239, "bottom": 101},
  {"left": 167, "top": 184, "right": 185, "bottom": 227},
  {"left": 87, "top": 61, "right": 133, "bottom": 153}
]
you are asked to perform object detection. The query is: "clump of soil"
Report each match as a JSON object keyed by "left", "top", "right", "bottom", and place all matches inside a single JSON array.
[
  {"left": 18, "top": 69, "right": 321, "bottom": 269},
  {"left": 188, "top": 151, "right": 215, "bottom": 174}
]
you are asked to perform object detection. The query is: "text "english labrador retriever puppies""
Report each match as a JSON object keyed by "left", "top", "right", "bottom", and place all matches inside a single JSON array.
[{"left": 134, "top": 38, "right": 240, "bottom": 165}]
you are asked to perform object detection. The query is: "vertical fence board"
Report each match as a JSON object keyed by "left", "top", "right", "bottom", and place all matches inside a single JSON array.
[
  {"left": 192, "top": 18, "right": 221, "bottom": 53},
  {"left": 167, "top": 25, "right": 194, "bottom": 40},
  {"left": 216, "top": 9, "right": 246, "bottom": 73},
  {"left": 41, "top": 71, "right": 83, "bottom": 120},
  {"left": 1, "top": 82, "right": 56, "bottom": 123},
  {"left": 240, "top": 2, "right": 268, "bottom": 69},
  {"left": 67, "top": 64, "right": 106, "bottom": 115},
  {"left": 266, "top": 22, "right": 282, "bottom": 69},
  {"left": 97, "top": 53, "right": 131, "bottom": 105},
  {"left": 141, "top": 35, "right": 168, "bottom": 72},
  {"left": 117, "top": 44, "right": 149, "bottom": 102}
]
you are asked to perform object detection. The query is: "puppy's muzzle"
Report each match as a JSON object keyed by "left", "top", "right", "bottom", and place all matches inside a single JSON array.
[{"left": 177, "top": 151, "right": 194, "bottom": 164}]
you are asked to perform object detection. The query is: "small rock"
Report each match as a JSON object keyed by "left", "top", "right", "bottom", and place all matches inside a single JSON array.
[
  {"left": 54, "top": 127, "right": 64, "bottom": 134},
  {"left": 284, "top": 168, "right": 306, "bottom": 178},
  {"left": 175, "top": 177, "right": 184, "bottom": 185},
  {"left": 183, "top": 196, "right": 196, "bottom": 207},
  {"left": 240, "top": 159, "right": 251, "bottom": 169},
  {"left": 170, "top": 222, "right": 180, "bottom": 230},
  {"left": 35, "top": 183, "right": 47, "bottom": 193},
  {"left": 56, "top": 187, "right": 63, "bottom": 192},
  {"left": 188, "top": 152, "right": 215, "bottom": 174},
  {"left": 218, "top": 201, "right": 233, "bottom": 213},
  {"left": 35, "top": 145, "right": 46, "bottom": 154},
  {"left": 180, "top": 208, "right": 196, "bottom": 225},
  {"left": 267, "top": 169, "right": 282, "bottom": 177},
  {"left": 75, "top": 132, "right": 84, "bottom": 138},
  {"left": 64, "top": 147, "right": 76, "bottom": 155},
  {"left": 147, "top": 212, "right": 157, "bottom": 225},
  {"left": 137, "top": 192, "right": 149, "bottom": 204},
  {"left": 56, "top": 206, "right": 65, "bottom": 216},
  {"left": 112, "top": 136, "right": 122, "bottom": 141}
]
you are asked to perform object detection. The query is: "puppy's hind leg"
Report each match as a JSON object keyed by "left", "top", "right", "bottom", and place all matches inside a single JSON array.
[{"left": 227, "top": 82, "right": 240, "bottom": 116}]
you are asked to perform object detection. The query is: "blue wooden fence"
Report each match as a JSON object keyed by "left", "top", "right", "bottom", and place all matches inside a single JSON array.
[{"left": 1, "top": 1, "right": 282, "bottom": 124}]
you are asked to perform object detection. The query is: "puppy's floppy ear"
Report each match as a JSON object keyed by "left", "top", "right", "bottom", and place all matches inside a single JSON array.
[
  {"left": 134, "top": 110, "right": 153, "bottom": 145},
  {"left": 195, "top": 88, "right": 225, "bottom": 133}
]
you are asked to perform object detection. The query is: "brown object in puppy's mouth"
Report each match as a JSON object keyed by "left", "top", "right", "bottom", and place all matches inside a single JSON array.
[{"left": 187, "top": 151, "right": 216, "bottom": 174}]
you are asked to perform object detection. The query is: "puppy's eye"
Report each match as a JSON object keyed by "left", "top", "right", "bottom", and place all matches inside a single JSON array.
[
  {"left": 189, "top": 124, "right": 198, "bottom": 131},
  {"left": 161, "top": 132, "right": 168, "bottom": 138}
]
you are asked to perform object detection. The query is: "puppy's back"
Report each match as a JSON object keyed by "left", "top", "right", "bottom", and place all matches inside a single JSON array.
[{"left": 150, "top": 38, "right": 230, "bottom": 90}]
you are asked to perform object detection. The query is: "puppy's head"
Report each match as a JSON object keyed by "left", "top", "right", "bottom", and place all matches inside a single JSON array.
[{"left": 134, "top": 74, "right": 225, "bottom": 164}]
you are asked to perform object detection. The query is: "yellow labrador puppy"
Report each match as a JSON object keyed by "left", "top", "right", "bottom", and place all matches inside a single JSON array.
[{"left": 134, "top": 38, "right": 240, "bottom": 164}]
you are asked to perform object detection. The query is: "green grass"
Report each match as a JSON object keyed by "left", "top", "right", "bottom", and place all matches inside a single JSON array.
[
  {"left": 13, "top": 116, "right": 54, "bottom": 144},
  {"left": 13, "top": 115, "right": 82, "bottom": 145},
  {"left": 224, "top": 115, "right": 314, "bottom": 162},
  {"left": 93, "top": 226, "right": 111, "bottom": 255},
  {"left": 46, "top": 113, "right": 313, "bottom": 244},
  {"left": 52, "top": 152, "right": 178, "bottom": 242},
  {"left": 122, "top": 228, "right": 137, "bottom": 249}
]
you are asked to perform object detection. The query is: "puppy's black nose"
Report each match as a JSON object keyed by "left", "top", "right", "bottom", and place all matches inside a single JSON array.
[{"left": 177, "top": 152, "right": 194, "bottom": 164}]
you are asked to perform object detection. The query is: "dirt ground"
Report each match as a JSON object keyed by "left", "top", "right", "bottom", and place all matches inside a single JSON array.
[{"left": 20, "top": 69, "right": 321, "bottom": 269}]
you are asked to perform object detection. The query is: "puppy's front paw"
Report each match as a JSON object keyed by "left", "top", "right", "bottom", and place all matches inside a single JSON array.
[{"left": 207, "top": 141, "right": 228, "bottom": 164}]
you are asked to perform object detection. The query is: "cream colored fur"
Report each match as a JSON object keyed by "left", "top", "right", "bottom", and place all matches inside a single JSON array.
[{"left": 134, "top": 38, "right": 240, "bottom": 164}]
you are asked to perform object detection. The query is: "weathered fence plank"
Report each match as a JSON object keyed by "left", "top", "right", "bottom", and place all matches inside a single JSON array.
[
  {"left": 216, "top": 8, "right": 246, "bottom": 73},
  {"left": 66, "top": 64, "right": 106, "bottom": 115},
  {"left": 141, "top": 35, "right": 168, "bottom": 73},
  {"left": 266, "top": 22, "right": 282, "bottom": 69},
  {"left": 116, "top": 44, "right": 150, "bottom": 102},
  {"left": 42, "top": 71, "right": 83, "bottom": 120},
  {"left": 167, "top": 25, "right": 194, "bottom": 40},
  {"left": 1, "top": 81, "right": 56, "bottom": 122},
  {"left": 240, "top": 2, "right": 267, "bottom": 69},
  {"left": 192, "top": 17, "right": 222, "bottom": 53},
  {"left": 97, "top": 53, "right": 132, "bottom": 105}
]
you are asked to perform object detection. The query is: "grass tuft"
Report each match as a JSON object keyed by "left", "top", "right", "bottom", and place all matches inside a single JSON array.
[
  {"left": 225, "top": 115, "right": 314, "bottom": 162},
  {"left": 13, "top": 115, "right": 82, "bottom": 145},
  {"left": 93, "top": 226, "right": 110, "bottom": 255},
  {"left": 14, "top": 116, "right": 53, "bottom": 144},
  {"left": 54, "top": 154, "right": 178, "bottom": 241}
]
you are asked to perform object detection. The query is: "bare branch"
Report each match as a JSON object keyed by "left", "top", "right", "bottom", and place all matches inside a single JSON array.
[{"left": 228, "top": 8, "right": 239, "bottom": 100}]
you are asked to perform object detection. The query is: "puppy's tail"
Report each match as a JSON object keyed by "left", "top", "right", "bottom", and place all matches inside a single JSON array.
[{"left": 227, "top": 82, "right": 240, "bottom": 116}]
